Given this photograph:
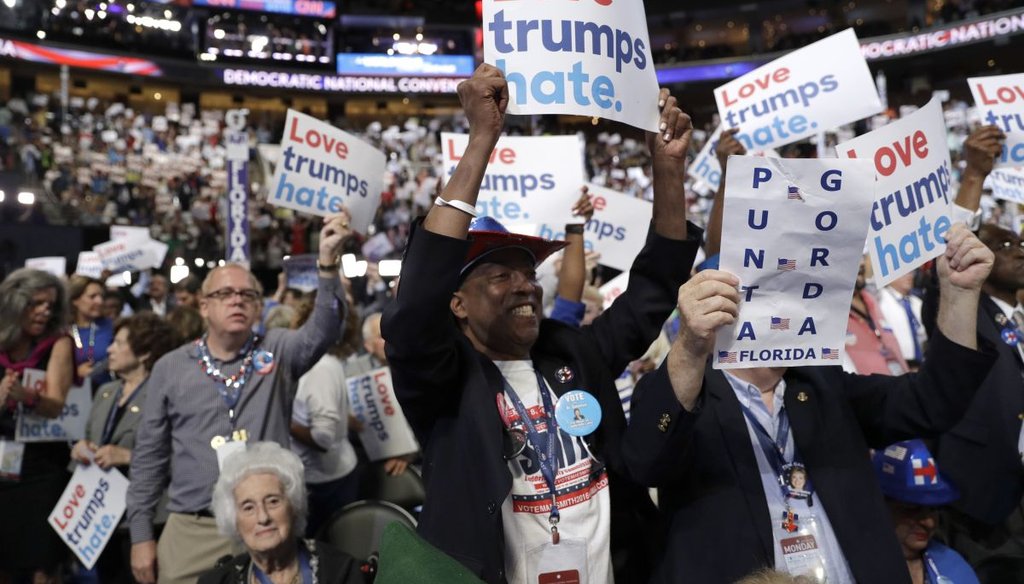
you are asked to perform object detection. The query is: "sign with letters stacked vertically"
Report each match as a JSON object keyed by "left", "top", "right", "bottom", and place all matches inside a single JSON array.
[{"left": 714, "top": 156, "right": 875, "bottom": 369}]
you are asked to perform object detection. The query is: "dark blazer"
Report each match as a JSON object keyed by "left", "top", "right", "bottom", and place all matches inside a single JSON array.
[
  {"left": 936, "top": 294, "right": 1024, "bottom": 525},
  {"left": 197, "top": 540, "right": 362, "bottom": 584},
  {"left": 86, "top": 379, "right": 148, "bottom": 452},
  {"left": 623, "top": 332, "right": 995, "bottom": 583},
  {"left": 382, "top": 221, "right": 701, "bottom": 583}
]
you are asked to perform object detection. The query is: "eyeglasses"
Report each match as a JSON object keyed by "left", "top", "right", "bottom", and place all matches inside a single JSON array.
[
  {"left": 205, "top": 288, "right": 261, "bottom": 303},
  {"left": 991, "top": 240, "right": 1024, "bottom": 253}
]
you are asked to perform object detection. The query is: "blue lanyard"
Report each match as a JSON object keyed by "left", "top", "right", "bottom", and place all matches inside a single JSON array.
[
  {"left": 100, "top": 378, "right": 146, "bottom": 445},
  {"left": 899, "top": 296, "right": 923, "bottom": 362},
  {"left": 501, "top": 370, "right": 562, "bottom": 530},
  {"left": 738, "top": 400, "right": 815, "bottom": 501},
  {"left": 251, "top": 546, "right": 313, "bottom": 584}
]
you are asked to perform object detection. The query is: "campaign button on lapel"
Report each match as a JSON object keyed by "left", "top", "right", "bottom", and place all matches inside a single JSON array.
[
  {"left": 555, "top": 366, "right": 574, "bottom": 384},
  {"left": 797, "top": 392, "right": 809, "bottom": 402}
]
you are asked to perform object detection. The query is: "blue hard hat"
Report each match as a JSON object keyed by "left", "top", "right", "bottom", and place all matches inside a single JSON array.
[
  {"left": 461, "top": 216, "right": 566, "bottom": 276},
  {"left": 872, "top": 439, "right": 959, "bottom": 507}
]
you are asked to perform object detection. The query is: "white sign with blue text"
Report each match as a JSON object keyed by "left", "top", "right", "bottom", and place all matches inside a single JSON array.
[
  {"left": 968, "top": 73, "right": 1024, "bottom": 168},
  {"left": 16, "top": 369, "right": 91, "bottom": 442},
  {"left": 837, "top": 97, "right": 953, "bottom": 287},
  {"left": 687, "top": 125, "right": 779, "bottom": 192},
  {"left": 714, "top": 29, "right": 882, "bottom": 153},
  {"left": 713, "top": 156, "right": 875, "bottom": 369},
  {"left": 346, "top": 367, "right": 418, "bottom": 462},
  {"left": 269, "top": 109, "right": 385, "bottom": 234},
  {"left": 482, "top": 0, "right": 660, "bottom": 132},
  {"left": 49, "top": 462, "right": 130, "bottom": 569},
  {"left": 440, "top": 133, "right": 585, "bottom": 237},
  {"left": 985, "top": 166, "right": 1024, "bottom": 205},
  {"left": 583, "top": 184, "right": 650, "bottom": 271}
]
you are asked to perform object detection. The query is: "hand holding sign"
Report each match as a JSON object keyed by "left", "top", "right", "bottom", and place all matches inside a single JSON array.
[
  {"left": 676, "top": 270, "right": 741, "bottom": 360},
  {"left": 939, "top": 223, "right": 994, "bottom": 293},
  {"left": 570, "top": 187, "right": 595, "bottom": 223},
  {"left": 716, "top": 128, "right": 748, "bottom": 171},
  {"left": 458, "top": 63, "right": 510, "bottom": 145},
  {"left": 318, "top": 210, "right": 354, "bottom": 266},
  {"left": 962, "top": 125, "right": 1006, "bottom": 180}
]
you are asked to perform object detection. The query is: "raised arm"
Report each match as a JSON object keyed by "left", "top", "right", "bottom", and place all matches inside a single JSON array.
[
  {"left": 935, "top": 223, "right": 992, "bottom": 349},
  {"left": 556, "top": 189, "right": 595, "bottom": 304},
  {"left": 705, "top": 128, "right": 746, "bottom": 258},
  {"left": 423, "top": 64, "right": 508, "bottom": 239},
  {"left": 583, "top": 91, "right": 701, "bottom": 372},
  {"left": 278, "top": 213, "right": 350, "bottom": 378},
  {"left": 648, "top": 88, "right": 692, "bottom": 241}
]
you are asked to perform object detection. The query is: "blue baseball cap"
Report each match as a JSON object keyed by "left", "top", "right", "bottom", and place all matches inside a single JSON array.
[
  {"left": 461, "top": 216, "right": 566, "bottom": 277},
  {"left": 872, "top": 439, "right": 959, "bottom": 507}
]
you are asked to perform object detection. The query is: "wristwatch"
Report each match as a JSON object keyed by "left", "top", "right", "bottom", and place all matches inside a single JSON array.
[{"left": 316, "top": 258, "right": 340, "bottom": 271}]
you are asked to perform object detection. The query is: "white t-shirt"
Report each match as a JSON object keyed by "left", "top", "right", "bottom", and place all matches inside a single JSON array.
[
  {"left": 291, "top": 354, "right": 358, "bottom": 484},
  {"left": 494, "top": 360, "right": 612, "bottom": 584}
]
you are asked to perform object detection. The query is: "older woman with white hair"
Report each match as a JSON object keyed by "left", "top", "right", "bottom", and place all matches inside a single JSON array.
[{"left": 201, "top": 442, "right": 363, "bottom": 584}]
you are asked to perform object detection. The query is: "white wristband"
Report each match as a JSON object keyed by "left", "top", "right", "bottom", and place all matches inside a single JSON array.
[{"left": 434, "top": 196, "right": 478, "bottom": 218}]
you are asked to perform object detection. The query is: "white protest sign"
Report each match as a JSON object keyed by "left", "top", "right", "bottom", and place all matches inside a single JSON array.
[
  {"left": 714, "top": 29, "right": 882, "bottom": 153},
  {"left": 25, "top": 256, "right": 67, "bottom": 277},
  {"left": 968, "top": 73, "right": 1024, "bottom": 168},
  {"left": 75, "top": 252, "right": 103, "bottom": 279},
  {"left": 282, "top": 254, "right": 319, "bottom": 293},
  {"left": 346, "top": 367, "right": 419, "bottom": 461},
  {"left": 687, "top": 125, "right": 780, "bottom": 192},
  {"left": 985, "top": 166, "right": 1024, "bottom": 204},
  {"left": 93, "top": 239, "right": 158, "bottom": 272},
  {"left": 713, "top": 156, "right": 875, "bottom": 369},
  {"left": 836, "top": 97, "right": 953, "bottom": 287},
  {"left": 482, "top": 0, "right": 660, "bottom": 132},
  {"left": 582, "top": 184, "right": 650, "bottom": 271},
  {"left": 110, "top": 225, "right": 150, "bottom": 241},
  {"left": 16, "top": 371, "right": 92, "bottom": 442},
  {"left": 48, "top": 463, "right": 130, "bottom": 569},
  {"left": 440, "top": 133, "right": 585, "bottom": 239},
  {"left": 268, "top": 110, "right": 385, "bottom": 234},
  {"left": 599, "top": 271, "right": 629, "bottom": 310}
]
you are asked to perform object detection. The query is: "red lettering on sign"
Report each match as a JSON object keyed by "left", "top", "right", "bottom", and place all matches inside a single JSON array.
[
  {"left": 445, "top": 139, "right": 517, "bottom": 165},
  {"left": 288, "top": 117, "right": 349, "bottom": 160},
  {"left": 976, "top": 83, "right": 1024, "bottom": 105},
  {"left": 721, "top": 67, "right": 791, "bottom": 107}
]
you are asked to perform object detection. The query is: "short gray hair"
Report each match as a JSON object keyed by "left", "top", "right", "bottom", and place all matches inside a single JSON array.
[
  {"left": 210, "top": 442, "right": 308, "bottom": 541},
  {"left": 201, "top": 264, "right": 264, "bottom": 297},
  {"left": 0, "top": 268, "right": 68, "bottom": 351}
]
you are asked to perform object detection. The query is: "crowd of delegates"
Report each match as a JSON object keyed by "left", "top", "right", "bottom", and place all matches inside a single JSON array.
[{"left": 1, "top": 69, "right": 1024, "bottom": 584}]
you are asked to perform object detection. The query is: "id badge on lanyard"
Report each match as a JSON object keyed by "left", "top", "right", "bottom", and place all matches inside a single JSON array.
[
  {"left": 527, "top": 538, "right": 589, "bottom": 584},
  {"left": 774, "top": 516, "right": 830, "bottom": 583},
  {"left": 0, "top": 438, "right": 25, "bottom": 481}
]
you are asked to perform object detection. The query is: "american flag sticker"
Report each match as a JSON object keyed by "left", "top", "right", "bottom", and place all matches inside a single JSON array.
[
  {"left": 770, "top": 317, "right": 790, "bottom": 330},
  {"left": 787, "top": 186, "right": 804, "bottom": 201},
  {"left": 822, "top": 348, "right": 839, "bottom": 360},
  {"left": 718, "top": 351, "right": 738, "bottom": 364},
  {"left": 777, "top": 258, "right": 797, "bottom": 271}
]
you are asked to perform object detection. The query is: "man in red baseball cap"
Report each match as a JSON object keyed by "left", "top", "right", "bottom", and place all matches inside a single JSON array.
[{"left": 382, "top": 63, "right": 701, "bottom": 584}]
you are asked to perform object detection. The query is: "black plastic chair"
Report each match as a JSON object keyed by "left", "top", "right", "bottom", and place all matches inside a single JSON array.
[
  {"left": 317, "top": 499, "right": 418, "bottom": 562},
  {"left": 358, "top": 463, "right": 425, "bottom": 514}
]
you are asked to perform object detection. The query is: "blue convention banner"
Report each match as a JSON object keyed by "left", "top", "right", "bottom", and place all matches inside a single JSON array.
[
  {"left": 336, "top": 54, "right": 475, "bottom": 77},
  {"left": 226, "top": 130, "right": 251, "bottom": 266},
  {"left": 193, "top": 0, "right": 336, "bottom": 19}
]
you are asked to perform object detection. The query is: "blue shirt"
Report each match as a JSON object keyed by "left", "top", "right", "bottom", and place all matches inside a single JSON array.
[
  {"left": 723, "top": 371, "right": 855, "bottom": 584},
  {"left": 925, "top": 540, "right": 979, "bottom": 584},
  {"left": 549, "top": 295, "right": 586, "bottom": 328}
]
